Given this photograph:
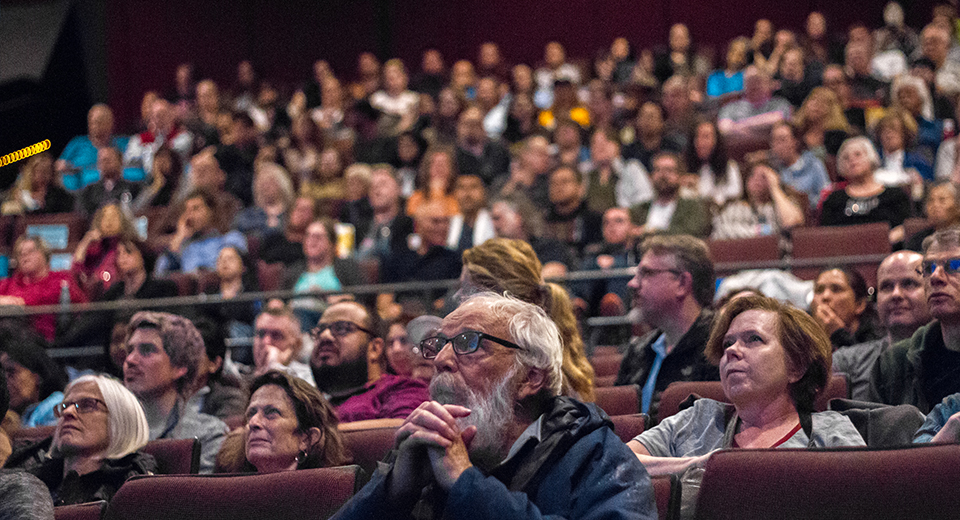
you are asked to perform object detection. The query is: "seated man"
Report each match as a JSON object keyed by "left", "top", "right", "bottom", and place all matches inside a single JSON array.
[
  {"left": 446, "top": 173, "right": 495, "bottom": 254},
  {"left": 124, "top": 98, "right": 193, "bottom": 181},
  {"left": 871, "top": 228, "right": 960, "bottom": 413},
  {"left": 154, "top": 189, "right": 247, "bottom": 276},
  {"left": 76, "top": 147, "right": 141, "bottom": 218},
  {"left": 250, "top": 306, "right": 315, "bottom": 385},
  {"left": 718, "top": 65, "right": 792, "bottom": 142},
  {"left": 573, "top": 207, "right": 636, "bottom": 319},
  {"left": 123, "top": 312, "right": 227, "bottom": 473},
  {"left": 56, "top": 103, "right": 130, "bottom": 190},
  {"left": 330, "top": 293, "right": 657, "bottom": 520},
  {"left": 544, "top": 165, "right": 603, "bottom": 263},
  {"left": 310, "top": 300, "right": 429, "bottom": 422},
  {"left": 379, "top": 199, "right": 462, "bottom": 318},
  {"left": 629, "top": 152, "right": 711, "bottom": 239}
]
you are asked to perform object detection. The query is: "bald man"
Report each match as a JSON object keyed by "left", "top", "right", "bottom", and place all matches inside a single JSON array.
[{"left": 836, "top": 251, "right": 930, "bottom": 401}]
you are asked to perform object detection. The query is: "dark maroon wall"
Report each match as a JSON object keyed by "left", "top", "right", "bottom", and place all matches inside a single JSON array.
[{"left": 105, "top": 0, "right": 934, "bottom": 131}]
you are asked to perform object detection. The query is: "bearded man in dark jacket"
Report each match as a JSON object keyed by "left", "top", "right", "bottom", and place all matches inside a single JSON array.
[{"left": 330, "top": 292, "right": 657, "bottom": 520}]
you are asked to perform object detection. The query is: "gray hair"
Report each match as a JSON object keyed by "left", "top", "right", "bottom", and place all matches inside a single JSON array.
[
  {"left": 252, "top": 162, "right": 295, "bottom": 211},
  {"left": 127, "top": 312, "right": 204, "bottom": 394},
  {"left": 892, "top": 74, "right": 934, "bottom": 121},
  {"left": 463, "top": 292, "right": 564, "bottom": 396},
  {"left": 54, "top": 375, "right": 149, "bottom": 460},
  {"left": 924, "top": 227, "right": 960, "bottom": 253},
  {"left": 837, "top": 136, "right": 881, "bottom": 176}
]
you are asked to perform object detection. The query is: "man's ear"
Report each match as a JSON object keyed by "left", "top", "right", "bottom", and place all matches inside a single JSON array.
[
  {"left": 366, "top": 337, "right": 385, "bottom": 364},
  {"left": 676, "top": 271, "right": 694, "bottom": 299},
  {"left": 173, "top": 365, "right": 189, "bottom": 381},
  {"left": 209, "top": 356, "right": 224, "bottom": 375},
  {"left": 517, "top": 367, "right": 547, "bottom": 400}
]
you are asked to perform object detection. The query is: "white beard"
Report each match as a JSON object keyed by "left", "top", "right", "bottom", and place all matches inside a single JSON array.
[{"left": 430, "top": 366, "right": 518, "bottom": 465}]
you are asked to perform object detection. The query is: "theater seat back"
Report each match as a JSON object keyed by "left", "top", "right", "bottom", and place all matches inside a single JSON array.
[{"left": 103, "top": 465, "right": 361, "bottom": 520}]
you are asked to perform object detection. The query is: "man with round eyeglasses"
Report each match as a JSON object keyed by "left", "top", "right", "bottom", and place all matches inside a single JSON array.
[
  {"left": 250, "top": 306, "right": 314, "bottom": 386},
  {"left": 330, "top": 292, "right": 657, "bottom": 520},
  {"left": 872, "top": 228, "right": 960, "bottom": 416},
  {"left": 309, "top": 300, "right": 428, "bottom": 422}
]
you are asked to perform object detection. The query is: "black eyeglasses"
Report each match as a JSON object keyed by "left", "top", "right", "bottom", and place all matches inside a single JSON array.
[
  {"left": 310, "top": 321, "right": 375, "bottom": 341},
  {"left": 415, "top": 330, "right": 523, "bottom": 359},
  {"left": 920, "top": 258, "right": 960, "bottom": 278},
  {"left": 53, "top": 398, "right": 107, "bottom": 418}
]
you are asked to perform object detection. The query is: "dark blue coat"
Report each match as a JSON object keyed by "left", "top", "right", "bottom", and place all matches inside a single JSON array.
[{"left": 330, "top": 396, "right": 657, "bottom": 520}]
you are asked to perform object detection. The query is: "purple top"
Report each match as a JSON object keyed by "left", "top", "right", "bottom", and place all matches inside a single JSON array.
[{"left": 336, "top": 374, "right": 430, "bottom": 423}]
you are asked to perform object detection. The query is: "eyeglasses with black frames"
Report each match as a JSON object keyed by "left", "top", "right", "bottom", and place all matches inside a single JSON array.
[
  {"left": 415, "top": 330, "right": 523, "bottom": 359},
  {"left": 310, "top": 321, "right": 375, "bottom": 342}
]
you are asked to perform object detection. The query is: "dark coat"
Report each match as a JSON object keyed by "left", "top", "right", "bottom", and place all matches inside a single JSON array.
[{"left": 329, "top": 396, "right": 658, "bottom": 520}]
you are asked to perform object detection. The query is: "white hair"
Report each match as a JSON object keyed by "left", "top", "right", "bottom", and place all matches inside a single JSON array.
[
  {"left": 54, "top": 375, "right": 149, "bottom": 460},
  {"left": 837, "top": 136, "right": 881, "bottom": 176},
  {"left": 463, "top": 292, "right": 564, "bottom": 396},
  {"left": 253, "top": 162, "right": 295, "bottom": 210},
  {"left": 892, "top": 74, "right": 934, "bottom": 121}
]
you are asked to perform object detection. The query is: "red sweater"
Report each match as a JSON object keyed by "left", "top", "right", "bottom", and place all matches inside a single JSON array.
[{"left": 0, "top": 270, "right": 88, "bottom": 341}]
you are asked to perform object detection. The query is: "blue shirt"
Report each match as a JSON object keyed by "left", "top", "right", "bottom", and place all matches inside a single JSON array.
[
  {"left": 706, "top": 70, "right": 744, "bottom": 98},
  {"left": 778, "top": 151, "right": 831, "bottom": 208},
  {"left": 58, "top": 135, "right": 132, "bottom": 190},
  {"left": 155, "top": 230, "right": 247, "bottom": 276}
]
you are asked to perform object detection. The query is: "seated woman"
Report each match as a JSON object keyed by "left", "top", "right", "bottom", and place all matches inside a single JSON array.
[
  {"left": 384, "top": 317, "right": 435, "bottom": 383},
  {"left": 811, "top": 266, "right": 882, "bottom": 350},
  {"left": 683, "top": 119, "right": 742, "bottom": 207},
  {"left": 72, "top": 203, "right": 139, "bottom": 298},
  {"left": 405, "top": 145, "right": 460, "bottom": 218},
  {"left": 283, "top": 218, "right": 363, "bottom": 328},
  {"left": 27, "top": 375, "right": 155, "bottom": 506},
  {"left": 710, "top": 161, "right": 805, "bottom": 241},
  {"left": 873, "top": 109, "right": 933, "bottom": 188},
  {"left": 891, "top": 74, "right": 943, "bottom": 164},
  {"left": 792, "top": 86, "right": 851, "bottom": 161},
  {"left": 131, "top": 146, "right": 183, "bottom": 212},
  {"left": 706, "top": 36, "right": 749, "bottom": 99},
  {"left": 628, "top": 295, "right": 864, "bottom": 516},
  {"left": 56, "top": 239, "right": 178, "bottom": 351},
  {"left": 201, "top": 246, "right": 259, "bottom": 341},
  {"left": 905, "top": 180, "right": 960, "bottom": 251},
  {"left": 232, "top": 162, "right": 294, "bottom": 237},
  {"left": 1, "top": 152, "right": 74, "bottom": 215},
  {"left": 0, "top": 326, "right": 67, "bottom": 427},
  {"left": 819, "top": 136, "right": 911, "bottom": 245},
  {"left": 0, "top": 236, "right": 87, "bottom": 342},
  {"left": 215, "top": 370, "right": 348, "bottom": 473}
]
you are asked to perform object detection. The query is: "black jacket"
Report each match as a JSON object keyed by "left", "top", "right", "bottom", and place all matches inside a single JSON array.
[
  {"left": 615, "top": 310, "right": 720, "bottom": 422},
  {"left": 17, "top": 438, "right": 156, "bottom": 506}
]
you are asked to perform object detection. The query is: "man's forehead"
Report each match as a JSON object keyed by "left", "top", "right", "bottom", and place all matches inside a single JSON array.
[
  {"left": 442, "top": 301, "right": 497, "bottom": 334},
  {"left": 321, "top": 301, "right": 368, "bottom": 323},
  {"left": 640, "top": 250, "right": 676, "bottom": 267},
  {"left": 925, "top": 244, "right": 960, "bottom": 260},
  {"left": 256, "top": 313, "right": 294, "bottom": 331}
]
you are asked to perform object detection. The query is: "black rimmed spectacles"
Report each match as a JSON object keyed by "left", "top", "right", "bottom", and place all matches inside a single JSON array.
[
  {"left": 53, "top": 398, "right": 107, "bottom": 418},
  {"left": 310, "top": 321, "right": 375, "bottom": 341},
  {"left": 415, "top": 330, "right": 523, "bottom": 359}
]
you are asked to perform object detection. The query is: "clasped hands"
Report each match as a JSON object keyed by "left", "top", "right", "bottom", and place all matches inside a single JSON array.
[{"left": 388, "top": 401, "right": 477, "bottom": 500}]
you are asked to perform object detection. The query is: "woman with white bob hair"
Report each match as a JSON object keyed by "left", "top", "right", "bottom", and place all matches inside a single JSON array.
[{"left": 27, "top": 374, "right": 156, "bottom": 506}]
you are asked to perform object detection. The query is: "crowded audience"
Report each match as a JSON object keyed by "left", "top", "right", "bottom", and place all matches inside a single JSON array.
[{"left": 6, "top": 5, "right": 960, "bottom": 517}]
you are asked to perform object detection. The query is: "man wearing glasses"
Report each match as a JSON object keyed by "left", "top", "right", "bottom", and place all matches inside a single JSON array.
[
  {"left": 330, "top": 292, "right": 657, "bottom": 520},
  {"left": 250, "top": 306, "right": 314, "bottom": 386},
  {"left": 872, "top": 228, "right": 960, "bottom": 416},
  {"left": 614, "top": 234, "right": 719, "bottom": 421},
  {"left": 310, "top": 300, "right": 428, "bottom": 422}
]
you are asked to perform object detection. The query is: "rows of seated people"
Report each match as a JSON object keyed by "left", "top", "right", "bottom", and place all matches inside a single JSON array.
[{"left": 6, "top": 2, "right": 960, "bottom": 518}]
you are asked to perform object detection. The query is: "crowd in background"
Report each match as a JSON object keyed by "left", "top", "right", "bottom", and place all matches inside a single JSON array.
[{"left": 5, "top": 2, "right": 960, "bottom": 514}]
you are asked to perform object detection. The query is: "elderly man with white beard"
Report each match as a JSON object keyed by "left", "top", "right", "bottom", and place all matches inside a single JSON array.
[{"left": 329, "top": 292, "right": 658, "bottom": 520}]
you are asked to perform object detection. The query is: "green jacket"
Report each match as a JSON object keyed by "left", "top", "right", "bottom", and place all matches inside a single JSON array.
[
  {"left": 870, "top": 320, "right": 940, "bottom": 414},
  {"left": 628, "top": 197, "right": 711, "bottom": 238}
]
